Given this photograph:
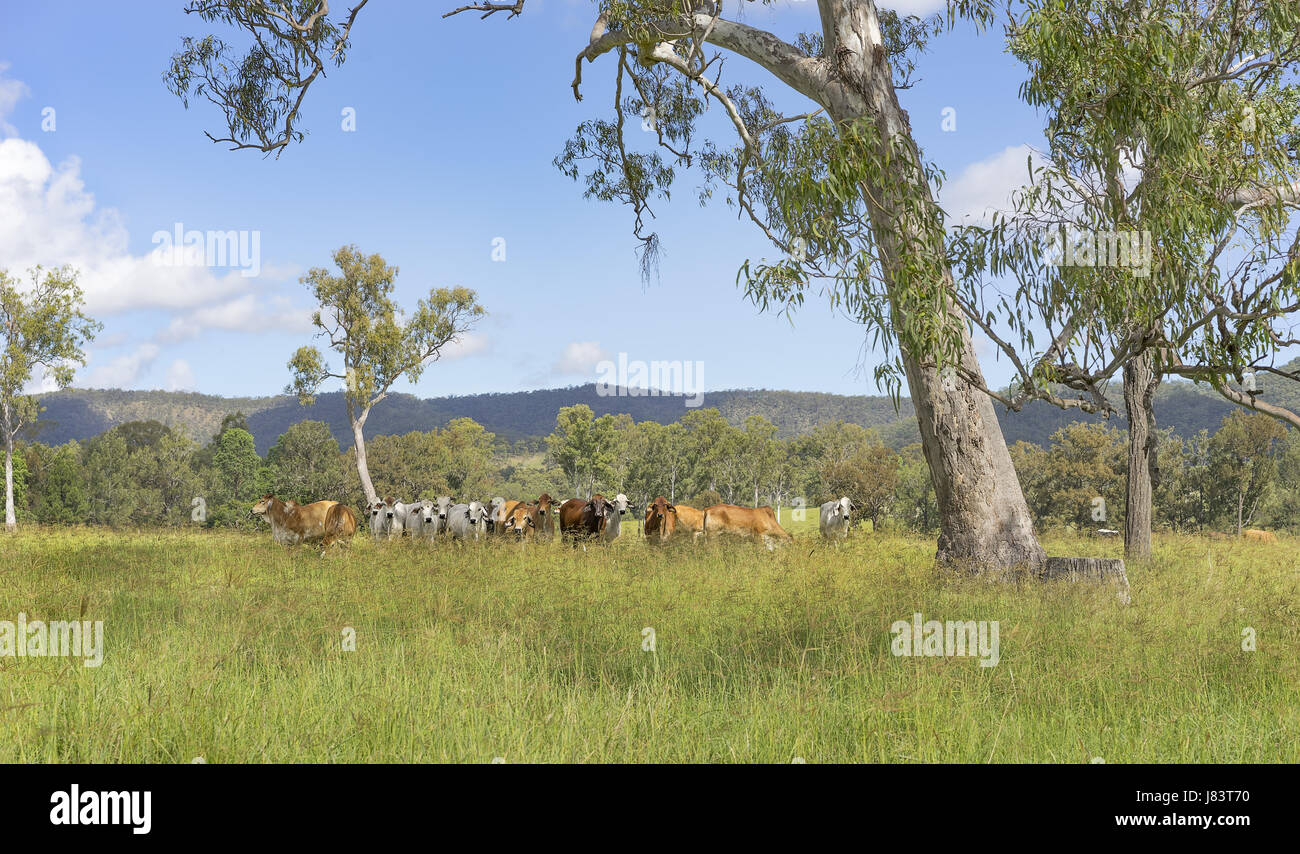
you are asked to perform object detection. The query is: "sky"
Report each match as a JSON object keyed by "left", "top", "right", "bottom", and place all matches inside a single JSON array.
[{"left": 0, "top": 0, "right": 1051, "bottom": 400}]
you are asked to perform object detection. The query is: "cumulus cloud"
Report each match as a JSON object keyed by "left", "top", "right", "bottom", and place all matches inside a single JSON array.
[
  {"left": 552, "top": 341, "right": 610, "bottom": 376},
  {"left": 166, "top": 358, "right": 196, "bottom": 392},
  {"left": 82, "top": 343, "right": 161, "bottom": 389},
  {"left": 939, "top": 144, "right": 1045, "bottom": 227}
]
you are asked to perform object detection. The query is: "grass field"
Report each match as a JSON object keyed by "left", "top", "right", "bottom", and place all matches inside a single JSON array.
[{"left": 1, "top": 514, "right": 1297, "bottom": 763}]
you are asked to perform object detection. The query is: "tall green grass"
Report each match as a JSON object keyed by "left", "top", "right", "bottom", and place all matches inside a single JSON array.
[{"left": 1, "top": 520, "right": 1296, "bottom": 762}]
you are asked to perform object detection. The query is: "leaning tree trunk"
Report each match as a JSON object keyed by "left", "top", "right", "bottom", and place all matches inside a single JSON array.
[
  {"left": 1123, "top": 349, "right": 1160, "bottom": 559},
  {"left": 820, "top": 0, "right": 1045, "bottom": 573},
  {"left": 350, "top": 410, "right": 377, "bottom": 506}
]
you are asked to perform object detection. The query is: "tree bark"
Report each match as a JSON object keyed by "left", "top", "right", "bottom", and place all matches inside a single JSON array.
[
  {"left": 3, "top": 402, "right": 13, "bottom": 532},
  {"left": 1123, "top": 349, "right": 1160, "bottom": 559},
  {"left": 818, "top": 0, "right": 1045, "bottom": 573}
]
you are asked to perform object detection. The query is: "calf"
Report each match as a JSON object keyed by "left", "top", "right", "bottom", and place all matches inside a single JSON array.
[
  {"left": 703, "top": 504, "right": 793, "bottom": 550},
  {"left": 403, "top": 499, "right": 439, "bottom": 539},
  {"left": 819, "top": 496, "right": 855, "bottom": 540}
]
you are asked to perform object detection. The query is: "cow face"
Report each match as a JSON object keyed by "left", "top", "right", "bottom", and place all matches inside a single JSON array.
[
  {"left": 370, "top": 499, "right": 387, "bottom": 519},
  {"left": 436, "top": 496, "right": 454, "bottom": 521},
  {"left": 418, "top": 499, "right": 436, "bottom": 525},
  {"left": 384, "top": 497, "right": 399, "bottom": 521},
  {"left": 467, "top": 501, "right": 486, "bottom": 526},
  {"left": 251, "top": 495, "right": 274, "bottom": 517},
  {"left": 506, "top": 505, "right": 538, "bottom": 538}
]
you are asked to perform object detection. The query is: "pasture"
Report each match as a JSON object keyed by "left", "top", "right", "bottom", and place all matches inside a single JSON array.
[{"left": 1, "top": 518, "right": 1297, "bottom": 763}]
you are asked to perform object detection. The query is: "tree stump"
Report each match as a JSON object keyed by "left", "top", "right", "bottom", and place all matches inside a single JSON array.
[{"left": 1043, "top": 557, "right": 1131, "bottom": 604}]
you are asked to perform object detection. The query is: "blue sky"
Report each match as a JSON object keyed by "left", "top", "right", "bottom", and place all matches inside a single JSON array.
[{"left": 0, "top": 1, "right": 1048, "bottom": 399}]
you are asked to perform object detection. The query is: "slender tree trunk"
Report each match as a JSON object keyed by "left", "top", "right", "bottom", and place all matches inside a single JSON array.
[
  {"left": 819, "top": 0, "right": 1044, "bottom": 573},
  {"left": 1123, "top": 350, "right": 1160, "bottom": 559},
  {"left": 350, "top": 410, "right": 377, "bottom": 506},
  {"left": 1237, "top": 491, "right": 1244, "bottom": 536},
  {"left": 4, "top": 436, "right": 15, "bottom": 533}
]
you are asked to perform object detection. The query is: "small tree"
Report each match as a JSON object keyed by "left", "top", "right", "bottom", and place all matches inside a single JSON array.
[
  {"left": 287, "top": 245, "right": 484, "bottom": 505},
  {"left": 0, "top": 266, "right": 100, "bottom": 531}
]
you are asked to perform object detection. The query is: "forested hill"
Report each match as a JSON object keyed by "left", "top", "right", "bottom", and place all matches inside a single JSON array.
[{"left": 30, "top": 372, "right": 1291, "bottom": 454}]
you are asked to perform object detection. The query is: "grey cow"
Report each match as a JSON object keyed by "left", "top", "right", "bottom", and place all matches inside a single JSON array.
[
  {"left": 819, "top": 497, "right": 856, "bottom": 539},
  {"left": 447, "top": 501, "right": 490, "bottom": 540}
]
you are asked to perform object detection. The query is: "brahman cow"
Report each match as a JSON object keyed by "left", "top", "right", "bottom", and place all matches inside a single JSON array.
[
  {"left": 594, "top": 492, "right": 631, "bottom": 541},
  {"left": 703, "top": 504, "right": 793, "bottom": 549},
  {"left": 447, "top": 501, "right": 490, "bottom": 540},
  {"left": 558, "top": 496, "right": 615, "bottom": 546},
  {"left": 644, "top": 496, "right": 677, "bottom": 543},
  {"left": 1243, "top": 528, "right": 1279, "bottom": 543},
  {"left": 819, "top": 496, "right": 856, "bottom": 540},
  {"left": 534, "top": 493, "right": 560, "bottom": 540},
  {"left": 503, "top": 502, "right": 540, "bottom": 539},
  {"left": 251, "top": 495, "right": 358, "bottom": 547},
  {"left": 487, "top": 497, "right": 506, "bottom": 534}
]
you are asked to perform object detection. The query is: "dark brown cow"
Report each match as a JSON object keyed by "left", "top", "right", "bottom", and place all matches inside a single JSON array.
[
  {"left": 644, "top": 496, "right": 678, "bottom": 543},
  {"left": 702, "top": 504, "right": 792, "bottom": 549},
  {"left": 558, "top": 496, "right": 615, "bottom": 545}
]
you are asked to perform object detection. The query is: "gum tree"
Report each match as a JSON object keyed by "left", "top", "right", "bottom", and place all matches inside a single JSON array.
[
  {"left": 166, "top": 0, "right": 1048, "bottom": 572},
  {"left": 287, "top": 245, "right": 484, "bottom": 505},
  {"left": 951, "top": 0, "right": 1300, "bottom": 557},
  {"left": 0, "top": 266, "right": 100, "bottom": 532}
]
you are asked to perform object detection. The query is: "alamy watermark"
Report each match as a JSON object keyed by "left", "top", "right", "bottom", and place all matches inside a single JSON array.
[
  {"left": 1, "top": 613, "right": 103, "bottom": 667},
  {"left": 596, "top": 353, "right": 705, "bottom": 408},
  {"left": 1044, "top": 227, "right": 1152, "bottom": 278},
  {"left": 891, "top": 612, "right": 1000, "bottom": 667},
  {"left": 151, "top": 222, "right": 261, "bottom": 278}
]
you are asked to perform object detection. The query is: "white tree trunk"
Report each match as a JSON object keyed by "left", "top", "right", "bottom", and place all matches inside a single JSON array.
[
  {"left": 815, "top": 0, "right": 1044, "bottom": 572},
  {"left": 351, "top": 414, "right": 377, "bottom": 506}
]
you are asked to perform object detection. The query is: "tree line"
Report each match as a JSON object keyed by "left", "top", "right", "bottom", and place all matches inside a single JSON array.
[{"left": 8, "top": 401, "right": 1296, "bottom": 537}]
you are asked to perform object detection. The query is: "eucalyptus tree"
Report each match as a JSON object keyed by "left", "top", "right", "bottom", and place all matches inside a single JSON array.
[
  {"left": 0, "top": 266, "right": 100, "bottom": 532},
  {"left": 286, "top": 245, "right": 484, "bottom": 505},
  {"left": 164, "top": 0, "right": 1046, "bottom": 573},
  {"left": 950, "top": 0, "right": 1300, "bottom": 557}
]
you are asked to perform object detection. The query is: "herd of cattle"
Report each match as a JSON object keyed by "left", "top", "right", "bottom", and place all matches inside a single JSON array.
[{"left": 248, "top": 492, "right": 860, "bottom": 549}]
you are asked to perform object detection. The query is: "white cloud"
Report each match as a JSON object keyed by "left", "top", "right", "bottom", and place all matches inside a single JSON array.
[
  {"left": 165, "top": 358, "right": 196, "bottom": 392},
  {"left": 0, "top": 62, "right": 28, "bottom": 137},
  {"left": 82, "top": 343, "right": 160, "bottom": 389},
  {"left": 552, "top": 341, "right": 610, "bottom": 375},
  {"left": 440, "top": 332, "right": 489, "bottom": 361},
  {"left": 939, "top": 144, "right": 1044, "bottom": 227}
]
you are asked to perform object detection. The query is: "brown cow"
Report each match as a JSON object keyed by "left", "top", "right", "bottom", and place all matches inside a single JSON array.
[
  {"left": 558, "top": 496, "right": 615, "bottom": 545},
  {"left": 703, "top": 504, "right": 792, "bottom": 549},
  {"left": 503, "top": 503, "right": 540, "bottom": 539},
  {"left": 673, "top": 504, "right": 705, "bottom": 539},
  {"left": 534, "top": 493, "right": 560, "bottom": 540},
  {"left": 1243, "top": 528, "right": 1279, "bottom": 543},
  {"left": 644, "top": 496, "right": 677, "bottom": 543},
  {"left": 251, "top": 495, "right": 358, "bottom": 547}
]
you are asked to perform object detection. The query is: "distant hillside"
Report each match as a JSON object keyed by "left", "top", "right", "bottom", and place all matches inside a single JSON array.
[{"left": 29, "top": 368, "right": 1292, "bottom": 454}]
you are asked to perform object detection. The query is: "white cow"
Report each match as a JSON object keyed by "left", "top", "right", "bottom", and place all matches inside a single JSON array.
[
  {"left": 403, "top": 499, "right": 435, "bottom": 538},
  {"left": 386, "top": 498, "right": 409, "bottom": 538},
  {"left": 487, "top": 497, "right": 507, "bottom": 535},
  {"left": 600, "top": 493, "right": 631, "bottom": 541},
  {"left": 819, "top": 496, "right": 856, "bottom": 540},
  {"left": 367, "top": 499, "right": 390, "bottom": 539},
  {"left": 431, "top": 496, "right": 455, "bottom": 536},
  {"left": 448, "top": 501, "right": 490, "bottom": 540}
]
